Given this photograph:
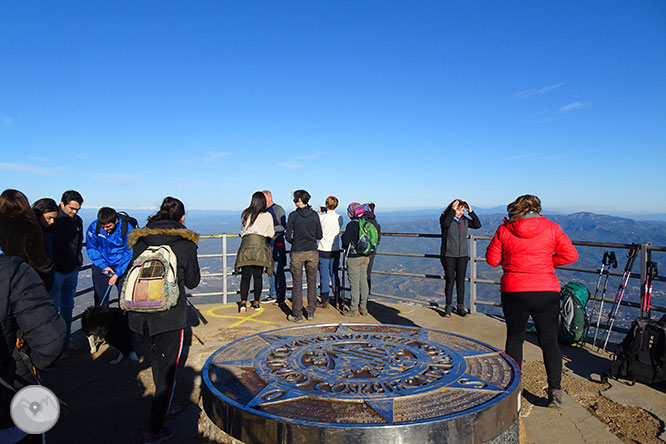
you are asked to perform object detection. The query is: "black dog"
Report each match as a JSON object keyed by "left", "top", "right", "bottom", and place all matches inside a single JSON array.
[{"left": 81, "top": 306, "right": 138, "bottom": 364}]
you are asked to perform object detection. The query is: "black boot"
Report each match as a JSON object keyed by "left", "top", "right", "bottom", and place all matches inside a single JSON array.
[{"left": 456, "top": 304, "right": 467, "bottom": 317}]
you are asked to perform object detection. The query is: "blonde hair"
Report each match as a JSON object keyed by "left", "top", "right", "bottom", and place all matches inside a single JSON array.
[
  {"left": 326, "top": 196, "right": 339, "bottom": 210},
  {"left": 507, "top": 194, "right": 541, "bottom": 222}
]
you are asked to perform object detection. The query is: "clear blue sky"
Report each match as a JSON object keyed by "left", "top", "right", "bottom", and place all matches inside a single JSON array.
[{"left": 1, "top": 1, "right": 665, "bottom": 215}]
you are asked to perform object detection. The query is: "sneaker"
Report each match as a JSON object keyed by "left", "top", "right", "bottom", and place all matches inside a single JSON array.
[
  {"left": 456, "top": 305, "right": 468, "bottom": 317},
  {"left": 239, "top": 302, "right": 247, "bottom": 313},
  {"left": 343, "top": 310, "right": 360, "bottom": 317},
  {"left": 287, "top": 314, "right": 303, "bottom": 323},
  {"left": 444, "top": 305, "right": 452, "bottom": 317},
  {"left": 263, "top": 295, "right": 277, "bottom": 303},
  {"left": 143, "top": 425, "right": 175, "bottom": 444},
  {"left": 307, "top": 311, "right": 316, "bottom": 320},
  {"left": 547, "top": 388, "right": 562, "bottom": 408},
  {"left": 359, "top": 308, "right": 368, "bottom": 316},
  {"left": 251, "top": 301, "right": 261, "bottom": 311},
  {"left": 317, "top": 299, "right": 329, "bottom": 309}
]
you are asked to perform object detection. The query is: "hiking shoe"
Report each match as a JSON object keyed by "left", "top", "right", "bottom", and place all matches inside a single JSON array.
[
  {"left": 359, "top": 307, "right": 368, "bottom": 316},
  {"left": 251, "top": 301, "right": 261, "bottom": 311},
  {"left": 263, "top": 295, "right": 277, "bottom": 303},
  {"left": 239, "top": 302, "right": 247, "bottom": 313},
  {"left": 317, "top": 299, "right": 329, "bottom": 308},
  {"left": 343, "top": 310, "right": 360, "bottom": 317},
  {"left": 456, "top": 305, "right": 468, "bottom": 317},
  {"left": 444, "top": 305, "right": 452, "bottom": 317},
  {"left": 307, "top": 311, "right": 316, "bottom": 320},
  {"left": 143, "top": 425, "right": 175, "bottom": 444},
  {"left": 547, "top": 388, "right": 562, "bottom": 408},
  {"left": 287, "top": 314, "right": 303, "bottom": 323}
]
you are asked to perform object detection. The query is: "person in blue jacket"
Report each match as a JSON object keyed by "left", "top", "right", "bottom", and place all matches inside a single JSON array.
[{"left": 86, "top": 207, "right": 135, "bottom": 307}]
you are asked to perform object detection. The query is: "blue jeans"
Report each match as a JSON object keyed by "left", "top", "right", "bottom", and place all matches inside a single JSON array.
[
  {"left": 318, "top": 251, "right": 340, "bottom": 298},
  {"left": 49, "top": 270, "right": 78, "bottom": 339},
  {"left": 268, "top": 239, "right": 287, "bottom": 300}
]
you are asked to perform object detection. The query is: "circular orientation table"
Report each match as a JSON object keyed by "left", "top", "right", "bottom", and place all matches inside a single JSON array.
[{"left": 202, "top": 323, "right": 521, "bottom": 444}]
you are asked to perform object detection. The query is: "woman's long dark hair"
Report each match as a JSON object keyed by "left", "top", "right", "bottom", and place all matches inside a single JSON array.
[
  {"left": 149, "top": 196, "right": 185, "bottom": 223},
  {"left": 241, "top": 191, "right": 267, "bottom": 227},
  {"left": 32, "top": 198, "right": 58, "bottom": 221},
  {"left": 0, "top": 189, "right": 40, "bottom": 226}
]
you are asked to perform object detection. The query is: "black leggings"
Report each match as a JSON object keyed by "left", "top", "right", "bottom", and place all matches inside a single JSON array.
[
  {"left": 441, "top": 256, "right": 468, "bottom": 306},
  {"left": 501, "top": 291, "right": 562, "bottom": 390},
  {"left": 240, "top": 266, "right": 263, "bottom": 302}
]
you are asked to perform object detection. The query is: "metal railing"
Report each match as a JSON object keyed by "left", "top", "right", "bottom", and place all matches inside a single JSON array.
[{"left": 73, "top": 232, "right": 664, "bottom": 340}]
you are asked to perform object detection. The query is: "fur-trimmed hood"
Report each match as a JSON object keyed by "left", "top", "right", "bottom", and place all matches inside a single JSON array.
[{"left": 128, "top": 226, "right": 199, "bottom": 248}]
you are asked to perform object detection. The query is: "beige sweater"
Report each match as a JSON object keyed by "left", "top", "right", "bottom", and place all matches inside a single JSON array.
[{"left": 241, "top": 212, "right": 275, "bottom": 238}]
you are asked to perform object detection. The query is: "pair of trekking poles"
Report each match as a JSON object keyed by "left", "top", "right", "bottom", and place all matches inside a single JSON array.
[
  {"left": 590, "top": 244, "right": 640, "bottom": 352},
  {"left": 640, "top": 260, "right": 659, "bottom": 318}
]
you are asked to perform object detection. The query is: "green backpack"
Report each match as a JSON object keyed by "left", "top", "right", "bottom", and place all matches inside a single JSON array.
[
  {"left": 351, "top": 220, "right": 379, "bottom": 256},
  {"left": 559, "top": 282, "right": 591, "bottom": 345}
]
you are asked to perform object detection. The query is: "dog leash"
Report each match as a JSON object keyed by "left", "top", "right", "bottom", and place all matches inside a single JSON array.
[{"left": 99, "top": 283, "right": 112, "bottom": 306}]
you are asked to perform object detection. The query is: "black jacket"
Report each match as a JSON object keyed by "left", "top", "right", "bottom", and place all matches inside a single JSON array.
[
  {"left": 51, "top": 208, "right": 83, "bottom": 274},
  {"left": 285, "top": 206, "right": 322, "bottom": 252},
  {"left": 342, "top": 219, "right": 364, "bottom": 258},
  {"left": 439, "top": 209, "right": 481, "bottom": 258},
  {"left": 126, "top": 220, "right": 200, "bottom": 336},
  {"left": 0, "top": 256, "right": 66, "bottom": 428}
]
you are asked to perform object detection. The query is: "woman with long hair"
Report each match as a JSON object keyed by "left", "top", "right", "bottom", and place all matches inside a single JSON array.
[
  {"left": 31, "top": 197, "right": 59, "bottom": 290},
  {"left": 235, "top": 191, "right": 274, "bottom": 312},
  {"left": 485, "top": 194, "right": 578, "bottom": 408},
  {"left": 440, "top": 199, "right": 481, "bottom": 317},
  {"left": 126, "top": 196, "right": 200, "bottom": 442},
  {"left": 0, "top": 189, "right": 54, "bottom": 286}
]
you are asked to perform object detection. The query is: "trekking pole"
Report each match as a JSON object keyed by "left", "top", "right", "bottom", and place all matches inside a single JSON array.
[
  {"left": 643, "top": 261, "right": 658, "bottom": 317},
  {"left": 602, "top": 244, "right": 639, "bottom": 352},
  {"left": 591, "top": 251, "right": 616, "bottom": 347}
]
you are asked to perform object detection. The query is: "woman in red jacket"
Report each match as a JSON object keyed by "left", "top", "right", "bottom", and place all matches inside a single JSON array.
[{"left": 485, "top": 194, "right": 577, "bottom": 408}]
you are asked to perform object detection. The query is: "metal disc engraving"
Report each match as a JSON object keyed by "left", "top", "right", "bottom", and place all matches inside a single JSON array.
[{"left": 203, "top": 324, "right": 520, "bottom": 444}]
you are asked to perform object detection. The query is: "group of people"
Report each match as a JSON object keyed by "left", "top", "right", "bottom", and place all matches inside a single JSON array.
[
  {"left": 0, "top": 188, "right": 578, "bottom": 442},
  {"left": 234, "top": 190, "right": 380, "bottom": 323},
  {"left": 0, "top": 190, "right": 200, "bottom": 443}
]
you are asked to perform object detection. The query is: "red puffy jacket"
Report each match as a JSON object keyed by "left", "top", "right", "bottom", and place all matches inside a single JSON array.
[{"left": 485, "top": 215, "right": 578, "bottom": 292}]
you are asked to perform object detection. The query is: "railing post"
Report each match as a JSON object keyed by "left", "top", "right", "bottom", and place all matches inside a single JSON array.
[
  {"left": 222, "top": 234, "right": 228, "bottom": 305},
  {"left": 469, "top": 234, "right": 477, "bottom": 314},
  {"left": 639, "top": 242, "right": 650, "bottom": 313}
]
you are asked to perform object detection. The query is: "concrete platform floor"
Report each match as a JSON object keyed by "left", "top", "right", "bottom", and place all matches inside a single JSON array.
[{"left": 46, "top": 298, "right": 665, "bottom": 443}]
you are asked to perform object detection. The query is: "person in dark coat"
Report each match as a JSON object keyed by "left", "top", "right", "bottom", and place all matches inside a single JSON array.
[
  {"left": 361, "top": 202, "right": 381, "bottom": 293},
  {"left": 126, "top": 197, "right": 200, "bottom": 443},
  {"left": 0, "top": 190, "right": 54, "bottom": 288},
  {"left": 439, "top": 199, "right": 481, "bottom": 317},
  {"left": 49, "top": 190, "right": 84, "bottom": 343},
  {"left": 0, "top": 255, "right": 66, "bottom": 441},
  {"left": 285, "top": 190, "right": 322, "bottom": 323},
  {"left": 31, "top": 198, "right": 59, "bottom": 291}
]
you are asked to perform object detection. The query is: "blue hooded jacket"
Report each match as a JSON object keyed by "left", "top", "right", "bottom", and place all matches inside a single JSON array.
[{"left": 85, "top": 219, "right": 134, "bottom": 276}]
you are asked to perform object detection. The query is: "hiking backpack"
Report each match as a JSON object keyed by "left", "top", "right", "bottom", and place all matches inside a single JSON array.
[
  {"left": 352, "top": 219, "right": 379, "bottom": 256},
  {"left": 559, "top": 282, "right": 591, "bottom": 345},
  {"left": 96, "top": 211, "right": 138, "bottom": 240},
  {"left": 609, "top": 315, "right": 666, "bottom": 386},
  {"left": 120, "top": 245, "right": 179, "bottom": 312}
]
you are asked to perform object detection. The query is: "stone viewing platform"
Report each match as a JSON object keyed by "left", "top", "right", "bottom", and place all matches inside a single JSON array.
[{"left": 41, "top": 299, "right": 665, "bottom": 444}]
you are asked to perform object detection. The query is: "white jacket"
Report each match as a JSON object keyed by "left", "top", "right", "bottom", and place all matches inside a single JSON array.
[{"left": 317, "top": 211, "right": 342, "bottom": 252}]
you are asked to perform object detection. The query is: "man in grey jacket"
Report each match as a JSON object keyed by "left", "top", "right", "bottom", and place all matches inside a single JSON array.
[{"left": 285, "top": 190, "right": 322, "bottom": 323}]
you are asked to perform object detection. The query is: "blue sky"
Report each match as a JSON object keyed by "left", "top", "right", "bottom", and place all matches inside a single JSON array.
[{"left": 1, "top": 1, "right": 665, "bottom": 215}]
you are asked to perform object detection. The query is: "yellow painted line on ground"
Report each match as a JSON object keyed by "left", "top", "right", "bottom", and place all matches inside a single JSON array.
[{"left": 204, "top": 304, "right": 276, "bottom": 329}]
